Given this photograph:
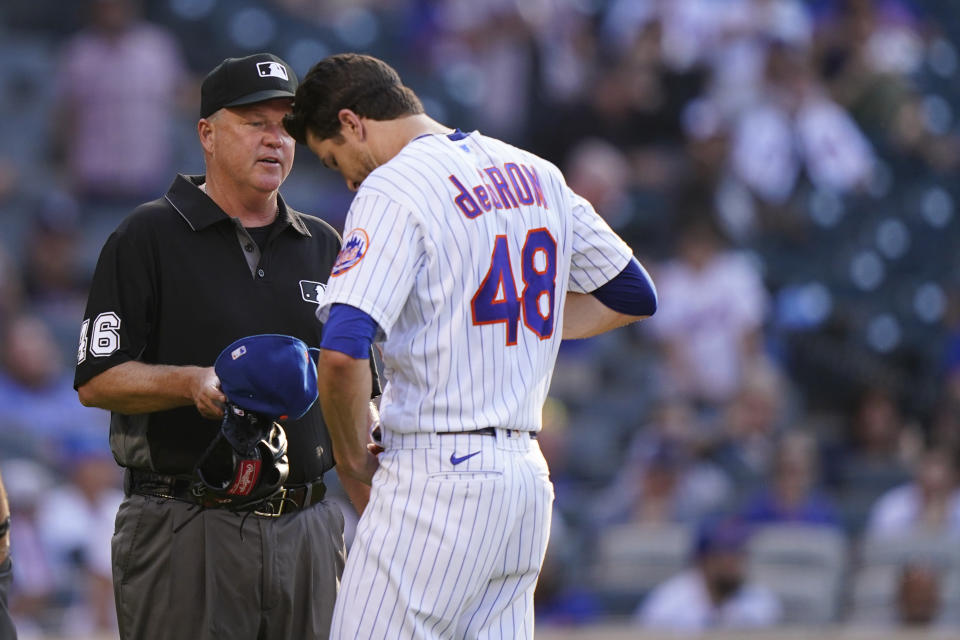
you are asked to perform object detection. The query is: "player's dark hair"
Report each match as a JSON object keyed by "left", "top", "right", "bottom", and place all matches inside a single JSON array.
[{"left": 283, "top": 53, "right": 424, "bottom": 144}]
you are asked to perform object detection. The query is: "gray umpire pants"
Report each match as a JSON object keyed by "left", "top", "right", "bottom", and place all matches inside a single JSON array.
[
  {"left": 112, "top": 494, "right": 345, "bottom": 640},
  {"left": 0, "top": 557, "right": 15, "bottom": 640}
]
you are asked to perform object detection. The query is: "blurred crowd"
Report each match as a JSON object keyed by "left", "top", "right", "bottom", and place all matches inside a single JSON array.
[{"left": 1, "top": 0, "right": 959, "bottom": 636}]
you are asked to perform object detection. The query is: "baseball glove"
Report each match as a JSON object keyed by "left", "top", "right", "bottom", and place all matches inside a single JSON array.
[{"left": 194, "top": 403, "right": 289, "bottom": 509}]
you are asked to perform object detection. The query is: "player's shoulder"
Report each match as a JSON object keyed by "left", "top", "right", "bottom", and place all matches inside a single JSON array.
[
  {"left": 377, "top": 130, "right": 559, "bottom": 186},
  {"left": 482, "top": 134, "right": 568, "bottom": 198},
  {"left": 475, "top": 131, "right": 532, "bottom": 155},
  {"left": 355, "top": 160, "right": 426, "bottom": 216},
  {"left": 476, "top": 132, "right": 562, "bottom": 172},
  {"left": 363, "top": 140, "right": 443, "bottom": 190}
]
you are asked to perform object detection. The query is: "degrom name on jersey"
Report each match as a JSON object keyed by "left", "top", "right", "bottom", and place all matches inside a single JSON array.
[{"left": 317, "top": 130, "right": 633, "bottom": 435}]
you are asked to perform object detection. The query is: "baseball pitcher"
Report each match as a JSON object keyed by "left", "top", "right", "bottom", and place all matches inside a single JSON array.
[{"left": 285, "top": 53, "right": 657, "bottom": 639}]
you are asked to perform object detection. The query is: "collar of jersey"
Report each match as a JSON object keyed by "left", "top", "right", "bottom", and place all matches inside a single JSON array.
[
  {"left": 166, "top": 174, "right": 311, "bottom": 237},
  {"left": 410, "top": 128, "right": 470, "bottom": 144}
]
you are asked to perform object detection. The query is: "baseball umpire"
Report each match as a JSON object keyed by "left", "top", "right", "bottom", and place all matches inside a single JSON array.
[
  {"left": 0, "top": 466, "right": 15, "bottom": 640},
  {"left": 74, "top": 53, "right": 378, "bottom": 639}
]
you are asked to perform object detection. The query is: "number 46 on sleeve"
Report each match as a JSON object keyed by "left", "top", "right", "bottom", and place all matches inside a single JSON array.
[
  {"left": 77, "top": 312, "right": 122, "bottom": 363},
  {"left": 471, "top": 228, "right": 557, "bottom": 346}
]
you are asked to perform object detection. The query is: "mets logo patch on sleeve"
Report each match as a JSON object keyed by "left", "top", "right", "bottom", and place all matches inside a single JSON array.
[{"left": 332, "top": 228, "right": 369, "bottom": 276}]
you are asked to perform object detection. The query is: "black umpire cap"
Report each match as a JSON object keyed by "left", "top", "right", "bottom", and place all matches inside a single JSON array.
[{"left": 200, "top": 53, "right": 298, "bottom": 119}]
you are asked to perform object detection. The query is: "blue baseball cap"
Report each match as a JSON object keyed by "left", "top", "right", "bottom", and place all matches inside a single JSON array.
[
  {"left": 695, "top": 518, "right": 752, "bottom": 557},
  {"left": 214, "top": 334, "right": 319, "bottom": 420}
]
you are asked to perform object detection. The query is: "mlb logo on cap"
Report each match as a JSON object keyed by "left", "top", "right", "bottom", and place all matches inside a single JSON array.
[
  {"left": 200, "top": 53, "right": 298, "bottom": 119},
  {"left": 214, "top": 334, "right": 319, "bottom": 420},
  {"left": 257, "top": 61, "right": 288, "bottom": 80}
]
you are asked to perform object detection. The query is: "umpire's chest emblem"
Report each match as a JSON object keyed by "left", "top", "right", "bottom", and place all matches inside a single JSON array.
[{"left": 300, "top": 280, "right": 326, "bottom": 304}]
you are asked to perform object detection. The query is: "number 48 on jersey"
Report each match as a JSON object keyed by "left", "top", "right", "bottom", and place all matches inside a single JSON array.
[{"left": 471, "top": 228, "right": 557, "bottom": 346}]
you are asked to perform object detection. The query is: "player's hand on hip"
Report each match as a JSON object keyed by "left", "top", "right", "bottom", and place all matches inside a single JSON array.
[
  {"left": 344, "top": 450, "right": 380, "bottom": 485},
  {"left": 359, "top": 450, "right": 380, "bottom": 484},
  {"left": 193, "top": 366, "right": 226, "bottom": 420}
]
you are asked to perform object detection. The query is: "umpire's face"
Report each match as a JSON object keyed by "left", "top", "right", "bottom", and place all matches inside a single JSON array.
[{"left": 199, "top": 98, "right": 295, "bottom": 195}]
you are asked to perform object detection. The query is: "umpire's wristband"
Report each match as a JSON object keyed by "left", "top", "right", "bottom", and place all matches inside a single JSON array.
[{"left": 0, "top": 516, "right": 9, "bottom": 538}]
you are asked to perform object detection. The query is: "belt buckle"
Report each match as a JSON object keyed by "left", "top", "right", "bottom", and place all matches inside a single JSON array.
[{"left": 254, "top": 487, "right": 287, "bottom": 518}]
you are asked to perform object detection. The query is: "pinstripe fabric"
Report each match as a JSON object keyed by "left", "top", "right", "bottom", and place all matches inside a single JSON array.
[
  {"left": 331, "top": 431, "right": 552, "bottom": 639},
  {"left": 320, "top": 130, "right": 633, "bottom": 638},
  {"left": 317, "top": 132, "right": 633, "bottom": 434}
]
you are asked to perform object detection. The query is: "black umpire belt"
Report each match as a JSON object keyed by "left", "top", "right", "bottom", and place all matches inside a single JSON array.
[
  {"left": 124, "top": 469, "right": 325, "bottom": 517},
  {"left": 436, "top": 427, "right": 536, "bottom": 439}
]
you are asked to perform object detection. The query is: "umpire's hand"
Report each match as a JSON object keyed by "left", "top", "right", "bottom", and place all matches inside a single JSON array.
[{"left": 193, "top": 367, "right": 227, "bottom": 420}]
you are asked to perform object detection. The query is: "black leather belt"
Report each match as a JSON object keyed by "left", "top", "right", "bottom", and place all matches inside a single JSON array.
[
  {"left": 436, "top": 427, "right": 536, "bottom": 439},
  {"left": 124, "top": 469, "right": 325, "bottom": 517}
]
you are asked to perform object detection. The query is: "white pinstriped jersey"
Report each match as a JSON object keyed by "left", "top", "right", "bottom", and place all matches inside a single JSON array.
[{"left": 317, "top": 130, "right": 633, "bottom": 433}]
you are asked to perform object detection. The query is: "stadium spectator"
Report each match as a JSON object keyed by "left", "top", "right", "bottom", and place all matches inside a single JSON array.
[
  {"left": 729, "top": 42, "right": 874, "bottom": 207},
  {"left": 36, "top": 437, "right": 121, "bottom": 635},
  {"left": 646, "top": 211, "right": 770, "bottom": 406},
  {"left": 564, "top": 138, "right": 634, "bottom": 233},
  {"left": 526, "top": 1, "right": 598, "bottom": 107},
  {"left": 673, "top": 99, "right": 749, "bottom": 241},
  {"left": 601, "top": 0, "right": 766, "bottom": 73},
  {"left": 3, "top": 458, "right": 56, "bottom": 636},
  {"left": 897, "top": 564, "right": 943, "bottom": 628},
  {"left": 535, "top": 507, "right": 602, "bottom": 628},
  {"left": 709, "top": 366, "right": 790, "bottom": 493},
  {"left": 52, "top": 0, "right": 189, "bottom": 210},
  {"left": 0, "top": 464, "right": 13, "bottom": 640},
  {"left": 634, "top": 518, "right": 782, "bottom": 632},
  {"left": 706, "top": 0, "right": 815, "bottom": 118},
  {"left": 811, "top": 0, "right": 934, "bottom": 168},
  {"left": 825, "top": 387, "right": 917, "bottom": 519},
  {"left": 430, "top": 0, "right": 536, "bottom": 141},
  {"left": 596, "top": 397, "right": 734, "bottom": 527},
  {"left": 3, "top": 0, "right": 960, "bottom": 631},
  {"left": 813, "top": 0, "right": 926, "bottom": 94},
  {"left": 0, "top": 314, "right": 108, "bottom": 453},
  {"left": 849, "top": 562, "right": 958, "bottom": 631},
  {"left": 848, "top": 388, "right": 919, "bottom": 469},
  {"left": 739, "top": 430, "right": 841, "bottom": 527},
  {"left": 0, "top": 157, "right": 17, "bottom": 206},
  {"left": 930, "top": 370, "right": 960, "bottom": 458},
  {"left": 21, "top": 191, "right": 91, "bottom": 353},
  {"left": 936, "top": 298, "right": 960, "bottom": 454},
  {"left": 0, "top": 248, "right": 23, "bottom": 331},
  {"left": 864, "top": 447, "right": 960, "bottom": 538},
  {"left": 592, "top": 440, "right": 700, "bottom": 527}
]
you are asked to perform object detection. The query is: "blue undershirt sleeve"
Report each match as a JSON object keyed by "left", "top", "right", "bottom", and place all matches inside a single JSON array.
[
  {"left": 590, "top": 257, "right": 658, "bottom": 316},
  {"left": 320, "top": 303, "right": 379, "bottom": 359}
]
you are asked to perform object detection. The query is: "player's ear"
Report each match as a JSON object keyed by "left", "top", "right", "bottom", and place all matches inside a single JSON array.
[{"left": 338, "top": 109, "right": 364, "bottom": 141}]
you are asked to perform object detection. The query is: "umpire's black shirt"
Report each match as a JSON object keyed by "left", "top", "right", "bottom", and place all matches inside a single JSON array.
[{"left": 74, "top": 174, "right": 373, "bottom": 484}]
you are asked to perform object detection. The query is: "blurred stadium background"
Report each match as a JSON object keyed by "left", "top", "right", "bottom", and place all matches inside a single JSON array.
[{"left": 1, "top": 0, "right": 959, "bottom": 638}]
